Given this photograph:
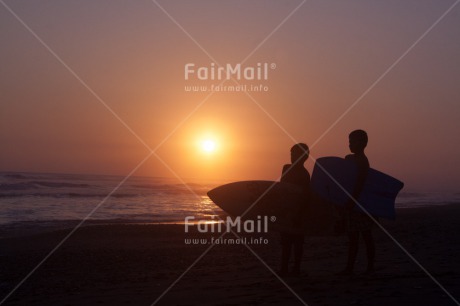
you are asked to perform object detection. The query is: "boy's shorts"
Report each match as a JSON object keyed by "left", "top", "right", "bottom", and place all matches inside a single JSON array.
[
  {"left": 280, "top": 232, "right": 304, "bottom": 245},
  {"left": 347, "top": 211, "right": 375, "bottom": 232}
]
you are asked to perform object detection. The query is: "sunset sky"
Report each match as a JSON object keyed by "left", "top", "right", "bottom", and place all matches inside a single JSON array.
[{"left": 1, "top": 0, "right": 460, "bottom": 191}]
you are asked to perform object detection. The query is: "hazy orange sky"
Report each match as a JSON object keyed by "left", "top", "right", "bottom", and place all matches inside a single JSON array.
[{"left": 1, "top": 0, "right": 460, "bottom": 191}]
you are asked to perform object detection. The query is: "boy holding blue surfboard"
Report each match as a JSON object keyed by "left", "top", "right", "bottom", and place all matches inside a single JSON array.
[{"left": 339, "top": 129, "right": 376, "bottom": 275}]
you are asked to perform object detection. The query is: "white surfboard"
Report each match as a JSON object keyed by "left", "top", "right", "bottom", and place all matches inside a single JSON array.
[{"left": 207, "top": 181, "right": 336, "bottom": 235}]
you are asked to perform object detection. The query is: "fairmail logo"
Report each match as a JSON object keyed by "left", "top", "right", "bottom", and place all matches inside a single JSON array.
[
  {"left": 184, "top": 215, "right": 275, "bottom": 233},
  {"left": 184, "top": 62, "right": 276, "bottom": 81}
]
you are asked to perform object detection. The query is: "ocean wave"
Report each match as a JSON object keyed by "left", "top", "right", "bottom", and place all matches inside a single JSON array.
[
  {"left": 2, "top": 173, "right": 30, "bottom": 179},
  {"left": 0, "top": 181, "right": 93, "bottom": 191},
  {"left": 1, "top": 173, "right": 50, "bottom": 180},
  {"left": 0, "top": 183, "right": 33, "bottom": 191},
  {"left": 0, "top": 192, "right": 141, "bottom": 199},
  {"left": 397, "top": 192, "right": 426, "bottom": 198},
  {"left": 130, "top": 183, "right": 209, "bottom": 195}
]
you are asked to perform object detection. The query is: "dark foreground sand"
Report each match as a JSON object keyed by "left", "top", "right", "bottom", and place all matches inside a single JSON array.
[{"left": 1, "top": 204, "right": 460, "bottom": 306}]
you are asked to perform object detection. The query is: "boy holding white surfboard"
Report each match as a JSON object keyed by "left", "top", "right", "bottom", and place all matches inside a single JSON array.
[{"left": 279, "top": 143, "right": 310, "bottom": 276}]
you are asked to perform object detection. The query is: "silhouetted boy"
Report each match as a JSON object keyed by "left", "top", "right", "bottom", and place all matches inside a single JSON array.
[
  {"left": 339, "top": 129, "right": 375, "bottom": 275},
  {"left": 279, "top": 143, "right": 310, "bottom": 276}
]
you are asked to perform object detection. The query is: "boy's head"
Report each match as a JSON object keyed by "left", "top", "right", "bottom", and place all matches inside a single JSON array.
[
  {"left": 291, "top": 143, "right": 309, "bottom": 164},
  {"left": 349, "top": 129, "right": 368, "bottom": 153}
]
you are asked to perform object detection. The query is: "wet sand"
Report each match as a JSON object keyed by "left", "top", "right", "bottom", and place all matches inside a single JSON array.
[{"left": 1, "top": 204, "right": 460, "bottom": 305}]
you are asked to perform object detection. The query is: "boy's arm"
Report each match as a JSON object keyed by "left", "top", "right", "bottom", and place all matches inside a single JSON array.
[
  {"left": 300, "top": 172, "right": 311, "bottom": 210},
  {"left": 294, "top": 172, "right": 310, "bottom": 228},
  {"left": 346, "top": 156, "right": 369, "bottom": 210},
  {"left": 280, "top": 164, "right": 290, "bottom": 183}
]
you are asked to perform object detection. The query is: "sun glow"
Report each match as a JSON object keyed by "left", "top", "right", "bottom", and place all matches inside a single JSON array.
[{"left": 201, "top": 139, "right": 217, "bottom": 153}]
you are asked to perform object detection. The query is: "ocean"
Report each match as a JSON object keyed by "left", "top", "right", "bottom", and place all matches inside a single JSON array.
[
  {"left": 0, "top": 172, "right": 459, "bottom": 225},
  {"left": 0, "top": 172, "right": 222, "bottom": 225}
]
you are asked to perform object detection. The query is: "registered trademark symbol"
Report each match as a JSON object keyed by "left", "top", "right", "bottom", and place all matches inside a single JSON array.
[
  {"left": 270, "top": 216, "right": 276, "bottom": 222},
  {"left": 270, "top": 63, "right": 276, "bottom": 69}
]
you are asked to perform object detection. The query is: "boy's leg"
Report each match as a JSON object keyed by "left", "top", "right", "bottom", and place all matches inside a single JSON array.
[
  {"left": 362, "top": 230, "right": 375, "bottom": 272},
  {"left": 280, "top": 233, "right": 291, "bottom": 275},
  {"left": 341, "top": 231, "right": 359, "bottom": 274},
  {"left": 292, "top": 235, "right": 304, "bottom": 275}
]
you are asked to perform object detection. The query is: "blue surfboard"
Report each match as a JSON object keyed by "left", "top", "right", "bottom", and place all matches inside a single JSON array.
[{"left": 311, "top": 157, "right": 404, "bottom": 219}]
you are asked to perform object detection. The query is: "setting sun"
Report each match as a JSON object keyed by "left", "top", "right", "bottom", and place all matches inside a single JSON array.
[{"left": 201, "top": 139, "right": 217, "bottom": 153}]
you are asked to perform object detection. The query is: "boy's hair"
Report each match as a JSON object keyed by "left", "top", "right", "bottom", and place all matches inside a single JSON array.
[
  {"left": 349, "top": 129, "right": 368, "bottom": 146},
  {"left": 291, "top": 143, "right": 309, "bottom": 156}
]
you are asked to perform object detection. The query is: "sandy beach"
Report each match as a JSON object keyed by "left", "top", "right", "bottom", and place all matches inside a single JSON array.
[{"left": 1, "top": 204, "right": 459, "bottom": 306}]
